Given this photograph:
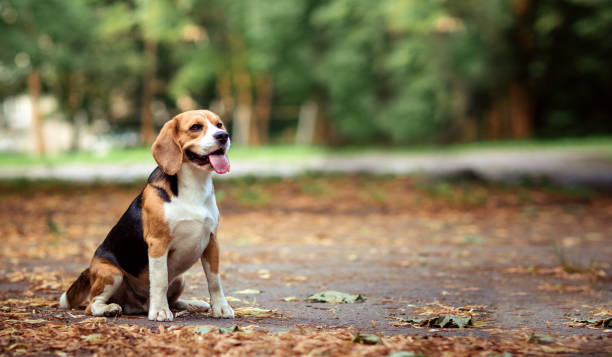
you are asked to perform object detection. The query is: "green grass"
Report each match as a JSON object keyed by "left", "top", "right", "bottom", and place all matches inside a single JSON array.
[
  {"left": 332, "top": 136, "right": 612, "bottom": 156},
  {"left": 0, "top": 145, "right": 327, "bottom": 167},
  {"left": 411, "top": 136, "right": 612, "bottom": 152},
  {"left": 0, "top": 147, "right": 155, "bottom": 166},
  {"left": 0, "top": 136, "right": 611, "bottom": 167}
]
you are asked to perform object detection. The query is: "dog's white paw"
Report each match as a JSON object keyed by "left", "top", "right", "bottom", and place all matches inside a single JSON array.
[
  {"left": 148, "top": 305, "right": 173, "bottom": 321},
  {"left": 103, "top": 303, "right": 123, "bottom": 317},
  {"left": 174, "top": 299, "right": 211, "bottom": 312},
  {"left": 211, "top": 302, "right": 234, "bottom": 319}
]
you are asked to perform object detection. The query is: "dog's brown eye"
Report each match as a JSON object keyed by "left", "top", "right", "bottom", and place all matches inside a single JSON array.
[
  {"left": 216, "top": 122, "right": 223, "bottom": 129},
  {"left": 189, "top": 124, "right": 203, "bottom": 132}
]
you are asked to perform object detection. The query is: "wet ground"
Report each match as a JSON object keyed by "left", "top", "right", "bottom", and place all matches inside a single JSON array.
[{"left": 1, "top": 176, "right": 611, "bottom": 354}]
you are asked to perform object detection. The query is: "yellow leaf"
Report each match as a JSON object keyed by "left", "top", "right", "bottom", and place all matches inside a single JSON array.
[
  {"left": 233, "top": 289, "right": 261, "bottom": 295},
  {"left": 234, "top": 307, "right": 275, "bottom": 318}
]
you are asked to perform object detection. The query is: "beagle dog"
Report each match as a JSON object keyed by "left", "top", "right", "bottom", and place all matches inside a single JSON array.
[{"left": 59, "top": 110, "right": 234, "bottom": 321}]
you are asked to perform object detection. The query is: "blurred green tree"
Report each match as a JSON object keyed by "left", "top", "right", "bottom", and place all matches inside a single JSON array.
[
  {"left": 0, "top": 0, "right": 142, "bottom": 152},
  {"left": 0, "top": 0, "right": 91, "bottom": 153},
  {"left": 1, "top": 0, "right": 612, "bottom": 150},
  {"left": 529, "top": 0, "right": 612, "bottom": 137},
  {"left": 135, "top": 0, "right": 186, "bottom": 145}
]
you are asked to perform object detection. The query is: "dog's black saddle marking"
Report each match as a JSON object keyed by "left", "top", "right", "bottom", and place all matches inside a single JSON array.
[{"left": 94, "top": 194, "right": 148, "bottom": 277}]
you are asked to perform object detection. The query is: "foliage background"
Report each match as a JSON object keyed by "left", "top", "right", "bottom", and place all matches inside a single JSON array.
[{"left": 0, "top": 0, "right": 611, "bottom": 152}]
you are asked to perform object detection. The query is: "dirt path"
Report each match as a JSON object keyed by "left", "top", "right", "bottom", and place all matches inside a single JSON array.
[{"left": 1, "top": 177, "right": 611, "bottom": 355}]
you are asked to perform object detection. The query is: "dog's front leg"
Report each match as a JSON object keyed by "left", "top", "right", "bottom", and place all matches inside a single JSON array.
[
  {"left": 202, "top": 233, "right": 234, "bottom": 318},
  {"left": 148, "top": 248, "right": 173, "bottom": 321}
]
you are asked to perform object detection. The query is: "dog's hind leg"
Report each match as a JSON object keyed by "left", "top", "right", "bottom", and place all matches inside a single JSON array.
[
  {"left": 168, "top": 275, "right": 211, "bottom": 312},
  {"left": 85, "top": 258, "right": 123, "bottom": 317}
]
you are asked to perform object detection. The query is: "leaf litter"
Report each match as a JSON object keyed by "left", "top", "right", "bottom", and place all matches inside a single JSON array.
[
  {"left": 389, "top": 302, "right": 486, "bottom": 329},
  {"left": 565, "top": 317, "right": 612, "bottom": 328},
  {"left": 1, "top": 314, "right": 608, "bottom": 356},
  {"left": 2, "top": 178, "right": 612, "bottom": 355}
]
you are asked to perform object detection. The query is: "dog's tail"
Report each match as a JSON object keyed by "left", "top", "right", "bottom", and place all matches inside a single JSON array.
[{"left": 60, "top": 268, "right": 90, "bottom": 309}]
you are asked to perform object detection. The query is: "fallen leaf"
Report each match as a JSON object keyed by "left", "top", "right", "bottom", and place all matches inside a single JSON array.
[
  {"left": 234, "top": 307, "right": 276, "bottom": 318},
  {"left": 257, "top": 269, "right": 271, "bottom": 279},
  {"left": 67, "top": 312, "right": 86, "bottom": 318},
  {"left": 526, "top": 333, "right": 554, "bottom": 344},
  {"left": 282, "top": 296, "right": 298, "bottom": 302},
  {"left": 306, "top": 291, "right": 365, "bottom": 304},
  {"left": 568, "top": 318, "right": 612, "bottom": 328},
  {"left": 591, "top": 308, "right": 612, "bottom": 316},
  {"left": 79, "top": 317, "right": 107, "bottom": 324},
  {"left": 195, "top": 327, "right": 213, "bottom": 334},
  {"left": 218, "top": 326, "right": 241, "bottom": 333},
  {"left": 0, "top": 328, "right": 18, "bottom": 336},
  {"left": 537, "top": 282, "right": 592, "bottom": 293},
  {"left": 352, "top": 333, "right": 380, "bottom": 345},
  {"left": 218, "top": 325, "right": 252, "bottom": 334},
  {"left": 83, "top": 334, "right": 103, "bottom": 343},
  {"left": 21, "top": 319, "right": 47, "bottom": 324},
  {"left": 233, "top": 289, "right": 261, "bottom": 295},
  {"left": 399, "top": 314, "right": 473, "bottom": 328},
  {"left": 174, "top": 310, "right": 189, "bottom": 318},
  {"left": 540, "top": 345, "right": 574, "bottom": 353}
]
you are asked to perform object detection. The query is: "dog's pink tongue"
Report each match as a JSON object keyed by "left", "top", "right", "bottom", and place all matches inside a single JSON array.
[{"left": 209, "top": 154, "right": 230, "bottom": 174}]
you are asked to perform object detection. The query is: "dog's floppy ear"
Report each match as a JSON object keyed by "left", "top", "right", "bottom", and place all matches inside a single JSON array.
[{"left": 152, "top": 117, "right": 182, "bottom": 175}]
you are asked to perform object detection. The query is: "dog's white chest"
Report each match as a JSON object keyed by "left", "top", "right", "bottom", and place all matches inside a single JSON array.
[{"left": 164, "top": 194, "right": 218, "bottom": 277}]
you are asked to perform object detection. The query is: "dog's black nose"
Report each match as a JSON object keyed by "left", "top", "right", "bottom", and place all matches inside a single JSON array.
[{"left": 214, "top": 131, "right": 229, "bottom": 144}]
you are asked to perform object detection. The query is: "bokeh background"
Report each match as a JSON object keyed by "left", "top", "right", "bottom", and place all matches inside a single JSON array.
[{"left": 0, "top": 0, "right": 611, "bottom": 159}]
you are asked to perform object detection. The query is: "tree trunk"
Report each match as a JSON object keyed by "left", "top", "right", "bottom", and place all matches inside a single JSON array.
[
  {"left": 27, "top": 69, "right": 45, "bottom": 155},
  {"left": 68, "top": 73, "right": 83, "bottom": 152},
  {"left": 70, "top": 113, "right": 80, "bottom": 152},
  {"left": 296, "top": 100, "right": 318, "bottom": 146},
  {"left": 451, "top": 82, "right": 477, "bottom": 141},
  {"left": 509, "top": 0, "right": 533, "bottom": 139},
  {"left": 252, "top": 75, "right": 272, "bottom": 145},
  {"left": 485, "top": 96, "right": 504, "bottom": 140},
  {"left": 140, "top": 39, "right": 157, "bottom": 146},
  {"left": 509, "top": 81, "right": 531, "bottom": 139},
  {"left": 483, "top": 0, "right": 534, "bottom": 140},
  {"left": 216, "top": 73, "right": 234, "bottom": 122},
  {"left": 312, "top": 93, "right": 332, "bottom": 145},
  {"left": 232, "top": 71, "right": 252, "bottom": 146}
]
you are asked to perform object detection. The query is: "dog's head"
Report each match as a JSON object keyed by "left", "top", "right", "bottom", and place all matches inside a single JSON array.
[{"left": 152, "top": 110, "right": 230, "bottom": 175}]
